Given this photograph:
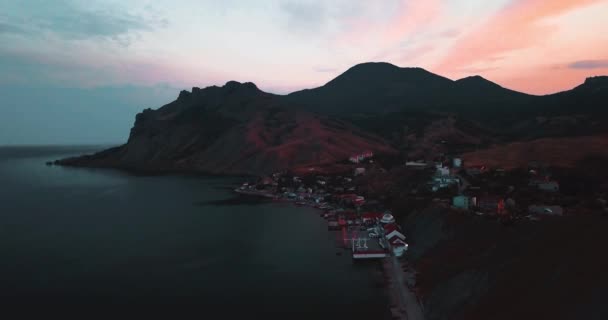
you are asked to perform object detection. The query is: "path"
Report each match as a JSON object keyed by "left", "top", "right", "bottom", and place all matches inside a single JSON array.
[{"left": 383, "top": 256, "right": 425, "bottom": 320}]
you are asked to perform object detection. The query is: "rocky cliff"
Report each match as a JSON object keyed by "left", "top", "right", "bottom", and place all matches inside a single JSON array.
[{"left": 57, "top": 80, "right": 396, "bottom": 175}]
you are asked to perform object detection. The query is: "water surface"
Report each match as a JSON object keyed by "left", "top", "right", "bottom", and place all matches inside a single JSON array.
[{"left": 0, "top": 146, "right": 389, "bottom": 318}]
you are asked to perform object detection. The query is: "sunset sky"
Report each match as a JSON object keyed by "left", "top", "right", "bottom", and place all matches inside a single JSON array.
[{"left": 1, "top": 0, "right": 608, "bottom": 144}]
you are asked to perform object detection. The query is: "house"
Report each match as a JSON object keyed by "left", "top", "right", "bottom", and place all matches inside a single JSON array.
[
  {"left": 452, "top": 195, "right": 470, "bottom": 210},
  {"left": 529, "top": 177, "right": 551, "bottom": 186},
  {"left": 383, "top": 223, "right": 405, "bottom": 241},
  {"left": 260, "top": 176, "right": 274, "bottom": 185},
  {"left": 362, "top": 212, "right": 383, "bottom": 223},
  {"left": 538, "top": 181, "right": 559, "bottom": 192},
  {"left": 406, "top": 161, "right": 428, "bottom": 169},
  {"left": 431, "top": 175, "right": 460, "bottom": 192},
  {"left": 380, "top": 213, "right": 396, "bottom": 224},
  {"left": 528, "top": 205, "right": 564, "bottom": 216},
  {"left": 478, "top": 196, "right": 505, "bottom": 214},
  {"left": 452, "top": 158, "right": 462, "bottom": 168},
  {"left": 349, "top": 151, "right": 374, "bottom": 164},
  {"left": 465, "top": 165, "right": 487, "bottom": 176},
  {"left": 386, "top": 230, "right": 406, "bottom": 241},
  {"left": 353, "top": 196, "right": 365, "bottom": 206},
  {"left": 437, "top": 166, "right": 450, "bottom": 176}
]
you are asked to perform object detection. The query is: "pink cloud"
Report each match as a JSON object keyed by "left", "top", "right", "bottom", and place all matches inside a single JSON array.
[
  {"left": 333, "top": 0, "right": 442, "bottom": 49},
  {"left": 381, "top": 0, "right": 442, "bottom": 45},
  {"left": 435, "top": 0, "right": 603, "bottom": 74}
]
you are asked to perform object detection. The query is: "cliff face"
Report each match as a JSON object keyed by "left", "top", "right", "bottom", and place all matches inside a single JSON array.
[{"left": 57, "top": 81, "right": 396, "bottom": 175}]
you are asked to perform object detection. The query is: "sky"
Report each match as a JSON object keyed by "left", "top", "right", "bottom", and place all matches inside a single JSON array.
[{"left": 1, "top": 0, "right": 608, "bottom": 144}]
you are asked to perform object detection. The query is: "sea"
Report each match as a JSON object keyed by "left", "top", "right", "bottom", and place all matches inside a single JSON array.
[{"left": 0, "top": 146, "right": 390, "bottom": 318}]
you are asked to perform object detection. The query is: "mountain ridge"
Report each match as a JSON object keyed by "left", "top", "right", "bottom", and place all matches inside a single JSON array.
[{"left": 56, "top": 62, "right": 608, "bottom": 175}]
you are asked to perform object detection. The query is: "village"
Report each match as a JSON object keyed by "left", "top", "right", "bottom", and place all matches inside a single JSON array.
[
  {"left": 233, "top": 149, "right": 603, "bottom": 319},
  {"left": 236, "top": 150, "right": 577, "bottom": 237}
]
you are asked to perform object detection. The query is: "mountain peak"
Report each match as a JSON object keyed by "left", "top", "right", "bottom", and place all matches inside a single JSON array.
[
  {"left": 583, "top": 76, "right": 608, "bottom": 86},
  {"left": 455, "top": 75, "right": 502, "bottom": 89},
  {"left": 343, "top": 62, "right": 430, "bottom": 76},
  {"left": 224, "top": 80, "right": 259, "bottom": 91},
  {"left": 324, "top": 62, "right": 447, "bottom": 90},
  {"left": 348, "top": 62, "right": 399, "bottom": 71}
]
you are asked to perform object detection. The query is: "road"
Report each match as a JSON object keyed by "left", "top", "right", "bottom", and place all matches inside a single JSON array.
[{"left": 383, "top": 256, "right": 425, "bottom": 320}]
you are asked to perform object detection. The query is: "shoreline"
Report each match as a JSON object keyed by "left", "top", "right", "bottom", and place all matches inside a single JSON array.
[{"left": 232, "top": 183, "right": 426, "bottom": 320}]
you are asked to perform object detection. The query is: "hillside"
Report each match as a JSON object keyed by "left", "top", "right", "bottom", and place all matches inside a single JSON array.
[
  {"left": 57, "top": 62, "right": 608, "bottom": 174},
  {"left": 284, "top": 62, "right": 535, "bottom": 117},
  {"left": 460, "top": 134, "right": 608, "bottom": 169},
  {"left": 57, "top": 81, "right": 396, "bottom": 175},
  {"left": 404, "top": 208, "right": 608, "bottom": 320}
]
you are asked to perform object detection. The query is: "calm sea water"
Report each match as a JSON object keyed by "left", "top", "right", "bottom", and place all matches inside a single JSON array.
[{"left": 0, "top": 146, "right": 389, "bottom": 318}]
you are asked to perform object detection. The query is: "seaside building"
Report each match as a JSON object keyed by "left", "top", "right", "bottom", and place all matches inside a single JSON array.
[{"left": 452, "top": 195, "right": 470, "bottom": 210}]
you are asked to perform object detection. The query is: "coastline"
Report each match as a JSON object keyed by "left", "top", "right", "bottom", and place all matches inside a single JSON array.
[{"left": 231, "top": 178, "right": 425, "bottom": 320}]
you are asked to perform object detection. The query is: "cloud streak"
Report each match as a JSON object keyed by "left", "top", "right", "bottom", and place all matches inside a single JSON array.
[
  {"left": 568, "top": 59, "right": 608, "bottom": 69},
  {"left": 435, "top": 0, "right": 604, "bottom": 74},
  {"left": 0, "top": 0, "right": 166, "bottom": 42}
]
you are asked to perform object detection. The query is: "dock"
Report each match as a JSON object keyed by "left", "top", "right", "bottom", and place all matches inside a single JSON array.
[{"left": 343, "top": 226, "right": 389, "bottom": 259}]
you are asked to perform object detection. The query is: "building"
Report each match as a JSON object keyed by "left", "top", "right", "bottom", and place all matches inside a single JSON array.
[
  {"left": 437, "top": 166, "right": 450, "bottom": 176},
  {"left": 478, "top": 196, "right": 505, "bottom": 215},
  {"left": 354, "top": 167, "right": 366, "bottom": 176},
  {"left": 353, "top": 196, "right": 365, "bottom": 206},
  {"left": 383, "top": 223, "right": 405, "bottom": 241},
  {"left": 465, "top": 165, "right": 487, "bottom": 176},
  {"left": 405, "top": 161, "right": 428, "bottom": 169},
  {"left": 380, "top": 213, "right": 396, "bottom": 224},
  {"left": 386, "top": 230, "right": 406, "bottom": 241},
  {"left": 452, "top": 195, "right": 470, "bottom": 210},
  {"left": 453, "top": 158, "right": 462, "bottom": 168},
  {"left": 538, "top": 181, "right": 559, "bottom": 192},
  {"left": 431, "top": 175, "right": 460, "bottom": 192},
  {"left": 349, "top": 151, "right": 374, "bottom": 164},
  {"left": 528, "top": 205, "right": 564, "bottom": 216},
  {"left": 362, "top": 212, "right": 383, "bottom": 223}
]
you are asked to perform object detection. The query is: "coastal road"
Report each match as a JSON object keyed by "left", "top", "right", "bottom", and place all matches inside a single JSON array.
[{"left": 390, "top": 256, "right": 425, "bottom": 320}]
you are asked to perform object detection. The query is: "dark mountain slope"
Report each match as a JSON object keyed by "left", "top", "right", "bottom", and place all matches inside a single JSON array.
[
  {"left": 284, "top": 63, "right": 536, "bottom": 117},
  {"left": 57, "top": 63, "right": 608, "bottom": 174},
  {"left": 285, "top": 62, "right": 455, "bottom": 114},
  {"left": 57, "top": 81, "right": 396, "bottom": 175},
  {"left": 541, "top": 76, "right": 608, "bottom": 115}
]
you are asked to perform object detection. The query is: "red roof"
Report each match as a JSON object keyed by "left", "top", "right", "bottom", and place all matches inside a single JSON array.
[
  {"left": 362, "top": 212, "right": 383, "bottom": 219},
  {"left": 386, "top": 230, "right": 405, "bottom": 240},
  {"left": 336, "top": 194, "right": 358, "bottom": 199},
  {"left": 390, "top": 238, "right": 407, "bottom": 246},
  {"left": 383, "top": 223, "right": 399, "bottom": 233}
]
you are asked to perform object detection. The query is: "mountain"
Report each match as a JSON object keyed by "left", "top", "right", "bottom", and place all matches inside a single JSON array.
[
  {"left": 57, "top": 80, "right": 395, "bottom": 175},
  {"left": 284, "top": 62, "right": 534, "bottom": 117},
  {"left": 285, "top": 62, "right": 454, "bottom": 114},
  {"left": 57, "top": 63, "right": 608, "bottom": 174},
  {"left": 541, "top": 76, "right": 608, "bottom": 115}
]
